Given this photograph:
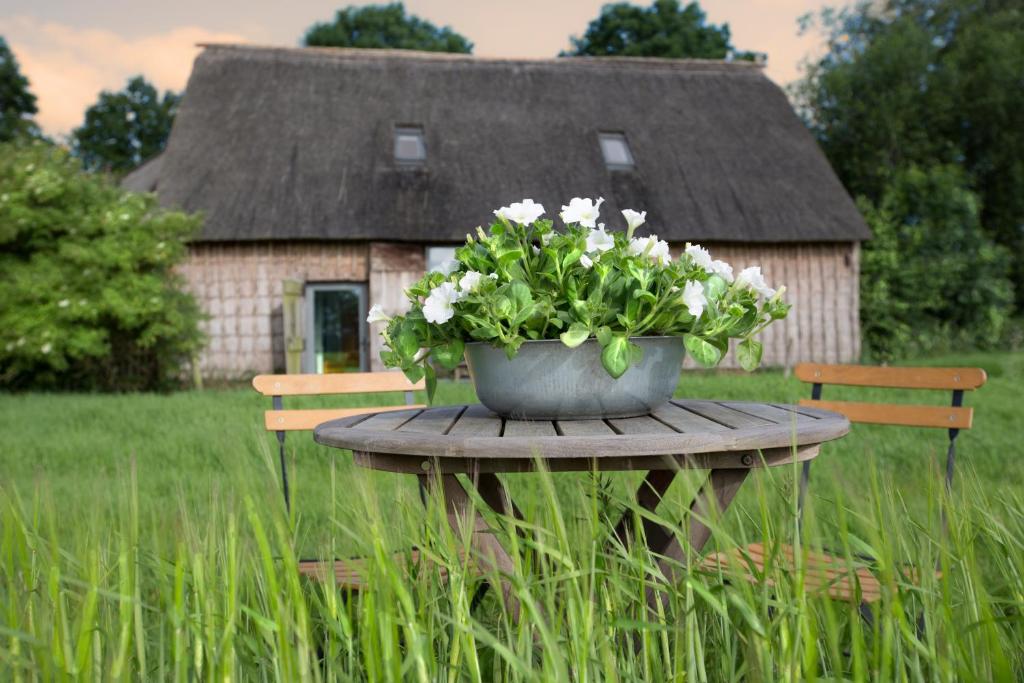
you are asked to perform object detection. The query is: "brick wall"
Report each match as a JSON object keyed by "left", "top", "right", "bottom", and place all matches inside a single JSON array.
[
  {"left": 179, "top": 240, "right": 860, "bottom": 378},
  {"left": 180, "top": 242, "right": 368, "bottom": 377}
]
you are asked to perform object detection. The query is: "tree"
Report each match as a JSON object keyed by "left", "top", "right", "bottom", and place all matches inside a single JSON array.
[
  {"left": 0, "top": 141, "right": 204, "bottom": 391},
  {"left": 794, "top": 0, "right": 1024, "bottom": 308},
  {"left": 304, "top": 3, "right": 472, "bottom": 53},
  {"left": 858, "top": 164, "right": 1013, "bottom": 359},
  {"left": 564, "top": 0, "right": 759, "bottom": 60},
  {"left": 0, "top": 36, "right": 38, "bottom": 142},
  {"left": 71, "top": 76, "right": 180, "bottom": 174}
]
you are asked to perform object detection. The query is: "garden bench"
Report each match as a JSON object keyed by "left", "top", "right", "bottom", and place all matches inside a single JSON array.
[
  {"left": 701, "top": 362, "right": 986, "bottom": 607},
  {"left": 252, "top": 371, "right": 426, "bottom": 586}
]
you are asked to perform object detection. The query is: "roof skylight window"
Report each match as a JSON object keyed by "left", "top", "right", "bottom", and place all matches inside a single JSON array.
[
  {"left": 394, "top": 126, "right": 426, "bottom": 164},
  {"left": 599, "top": 132, "right": 634, "bottom": 170}
]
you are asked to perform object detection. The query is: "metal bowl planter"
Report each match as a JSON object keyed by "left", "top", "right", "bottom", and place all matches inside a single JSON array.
[{"left": 464, "top": 336, "right": 685, "bottom": 420}]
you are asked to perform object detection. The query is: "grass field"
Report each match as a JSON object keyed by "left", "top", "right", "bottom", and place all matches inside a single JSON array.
[{"left": 2, "top": 351, "right": 1022, "bottom": 679}]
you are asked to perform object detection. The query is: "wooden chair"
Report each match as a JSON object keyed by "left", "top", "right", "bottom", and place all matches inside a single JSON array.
[
  {"left": 252, "top": 371, "right": 426, "bottom": 586},
  {"left": 702, "top": 362, "right": 987, "bottom": 608}
]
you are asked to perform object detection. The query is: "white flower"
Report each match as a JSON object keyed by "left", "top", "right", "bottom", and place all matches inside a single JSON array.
[
  {"left": 685, "top": 243, "right": 714, "bottom": 274},
  {"left": 560, "top": 197, "right": 604, "bottom": 228},
  {"left": 40, "top": 343, "right": 52, "bottom": 355},
  {"left": 496, "top": 198, "right": 545, "bottom": 225},
  {"left": 58, "top": 299, "right": 70, "bottom": 308},
  {"left": 682, "top": 280, "right": 707, "bottom": 318},
  {"left": 710, "top": 259, "right": 734, "bottom": 283},
  {"left": 488, "top": 273, "right": 499, "bottom": 280},
  {"left": 735, "top": 266, "right": 776, "bottom": 298},
  {"left": 628, "top": 235, "right": 672, "bottom": 265},
  {"left": 459, "top": 270, "right": 484, "bottom": 292},
  {"left": 366, "top": 304, "right": 390, "bottom": 323},
  {"left": 585, "top": 224, "right": 615, "bottom": 253},
  {"left": 423, "top": 282, "right": 461, "bottom": 324},
  {"left": 541, "top": 231, "right": 554, "bottom": 246},
  {"left": 433, "top": 258, "right": 461, "bottom": 276},
  {"left": 621, "top": 209, "right": 646, "bottom": 231},
  {"left": 580, "top": 253, "right": 594, "bottom": 269}
]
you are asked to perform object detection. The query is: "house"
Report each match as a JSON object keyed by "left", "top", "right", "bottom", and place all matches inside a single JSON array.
[{"left": 124, "top": 44, "right": 870, "bottom": 377}]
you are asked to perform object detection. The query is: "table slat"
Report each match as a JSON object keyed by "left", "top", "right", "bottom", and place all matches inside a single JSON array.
[
  {"left": 355, "top": 408, "right": 423, "bottom": 432},
  {"left": 503, "top": 419, "right": 558, "bottom": 437},
  {"left": 555, "top": 419, "right": 617, "bottom": 436},
  {"left": 650, "top": 403, "right": 732, "bottom": 433},
  {"left": 727, "top": 402, "right": 818, "bottom": 425},
  {"left": 608, "top": 415, "right": 677, "bottom": 435},
  {"left": 675, "top": 400, "right": 775, "bottom": 429},
  {"left": 398, "top": 405, "right": 466, "bottom": 434},
  {"left": 447, "top": 404, "right": 503, "bottom": 436}
]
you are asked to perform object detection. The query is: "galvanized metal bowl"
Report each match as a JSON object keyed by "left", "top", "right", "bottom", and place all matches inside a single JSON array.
[{"left": 464, "top": 337, "right": 685, "bottom": 420}]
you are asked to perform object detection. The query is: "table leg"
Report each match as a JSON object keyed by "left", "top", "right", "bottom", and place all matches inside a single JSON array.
[
  {"left": 643, "top": 468, "right": 750, "bottom": 615},
  {"left": 612, "top": 469, "right": 678, "bottom": 550},
  {"left": 419, "top": 472, "right": 522, "bottom": 622}
]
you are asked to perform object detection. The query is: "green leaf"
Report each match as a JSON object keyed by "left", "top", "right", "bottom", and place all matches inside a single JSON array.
[
  {"left": 396, "top": 327, "right": 419, "bottom": 359},
  {"left": 704, "top": 275, "right": 728, "bottom": 302},
  {"left": 423, "top": 363, "right": 437, "bottom": 401},
  {"left": 497, "top": 248, "right": 524, "bottom": 268},
  {"left": 559, "top": 323, "right": 590, "bottom": 348},
  {"left": 469, "top": 324, "right": 500, "bottom": 340},
  {"left": 629, "top": 341, "right": 644, "bottom": 364},
  {"left": 401, "top": 364, "right": 425, "bottom": 384},
  {"left": 684, "top": 334, "right": 722, "bottom": 368},
  {"left": 492, "top": 295, "right": 514, "bottom": 320},
  {"left": 507, "top": 281, "right": 533, "bottom": 309},
  {"left": 631, "top": 288, "right": 657, "bottom": 304},
  {"left": 736, "top": 338, "right": 763, "bottom": 372},
  {"left": 601, "top": 335, "right": 631, "bottom": 379},
  {"left": 511, "top": 303, "right": 536, "bottom": 329},
  {"left": 431, "top": 338, "right": 465, "bottom": 370},
  {"left": 595, "top": 326, "right": 613, "bottom": 346},
  {"left": 561, "top": 249, "right": 582, "bottom": 270}
]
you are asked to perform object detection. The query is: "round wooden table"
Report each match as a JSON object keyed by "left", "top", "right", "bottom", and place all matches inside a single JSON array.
[{"left": 315, "top": 399, "right": 849, "bottom": 617}]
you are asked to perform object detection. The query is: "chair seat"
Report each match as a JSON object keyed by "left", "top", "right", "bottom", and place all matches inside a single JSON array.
[
  {"left": 701, "top": 543, "right": 884, "bottom": 603},
  {"left": 297, "top": 549, "right": 469, "bottom": 589}
]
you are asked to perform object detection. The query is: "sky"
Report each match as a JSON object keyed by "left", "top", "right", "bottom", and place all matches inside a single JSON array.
[{"left": 1, "top": 0, "right": 833, "bottom": 138}]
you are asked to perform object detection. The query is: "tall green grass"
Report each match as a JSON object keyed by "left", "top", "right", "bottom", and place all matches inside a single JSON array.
[
  {"left": 1, "top": 351, "right": 1022, "bottom": 679},
  {"left": 2, "top": 445, "right": 1022, "bottom": 679}
]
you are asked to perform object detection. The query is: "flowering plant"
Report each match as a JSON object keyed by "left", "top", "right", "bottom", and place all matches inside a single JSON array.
[{"left": 373, "top": 198, "right": 789, "bottom": 398}]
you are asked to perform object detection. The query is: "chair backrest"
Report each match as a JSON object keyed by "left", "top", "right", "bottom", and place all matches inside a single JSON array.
[
  {"left": 794, "top": 363, "right": 986, "bottom": 430},
  {"left": 252, "top": 371, "right": 426, "bottom": 511},
  {"left": 252, "top": 372, "right": 426, "bottom": 432}
]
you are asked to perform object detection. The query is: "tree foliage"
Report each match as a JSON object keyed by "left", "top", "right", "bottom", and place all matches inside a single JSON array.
[
  {"left": 71, "top": 76, "right": 180, "bottom": 174},
  {"left": 304, "top": 3, "right": 472, "bottom": 53},
  {"left": 794, "top": 0, "right": 1024, "bottom": 310},
  {"left": 859, "top": 165, "right": 1012, "bottom": 360},
  {"left": 0, "top": 141, "right": 204, "bottom": 391},
  {"left": 0, "top": 36, "right": 38, "bottom": 142},
  {"left": 565, "top": 0, "right": 758, "bottom": 60}
]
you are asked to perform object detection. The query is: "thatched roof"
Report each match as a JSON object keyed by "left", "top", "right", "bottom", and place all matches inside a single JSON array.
[
  {"left": 121, "top": 153, "right": 162, "bottom": 193},
  {"left": 136, "top": 44, "right": 869, "bottom": 243}
]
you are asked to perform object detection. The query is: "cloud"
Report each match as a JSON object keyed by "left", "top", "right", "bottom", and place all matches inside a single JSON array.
[{"left": 0, "top": 16, "right": 251, "bottom": 137}]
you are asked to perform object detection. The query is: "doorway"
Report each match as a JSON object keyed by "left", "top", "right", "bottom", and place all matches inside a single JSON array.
[{"left": 303, "top": 283, "right": 367, "bottom": 373}]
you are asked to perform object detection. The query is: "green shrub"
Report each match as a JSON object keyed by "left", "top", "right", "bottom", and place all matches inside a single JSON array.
[
  {"left": 859, "top": 164, "right": 1014, "bottom": 360},
  {"left": 0, "top": 140, "right": 204, "bottom": 390}
]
